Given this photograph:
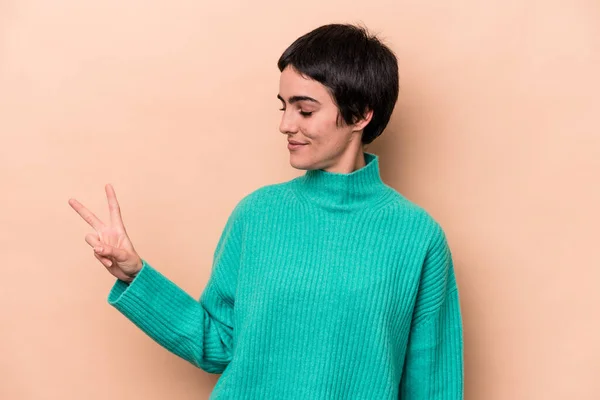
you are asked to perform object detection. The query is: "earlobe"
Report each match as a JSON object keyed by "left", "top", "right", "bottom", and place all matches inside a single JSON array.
[{"left": 353, "top": 109, "right": 374, "bottom": 131}]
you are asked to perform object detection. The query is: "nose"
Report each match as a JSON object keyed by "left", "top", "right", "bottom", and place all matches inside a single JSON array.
[{"left": 279, "top": 110, "right": 298, "bottom": 135}]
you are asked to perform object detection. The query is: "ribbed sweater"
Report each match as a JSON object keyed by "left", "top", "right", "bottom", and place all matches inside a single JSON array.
[{"left": 108, "top": 151, "right": 464, "bottom": 399}]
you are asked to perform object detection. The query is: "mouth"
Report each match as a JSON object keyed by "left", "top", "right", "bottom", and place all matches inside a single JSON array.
[{"left": 288, "top": 141, "right": 308, "bottom": 150}]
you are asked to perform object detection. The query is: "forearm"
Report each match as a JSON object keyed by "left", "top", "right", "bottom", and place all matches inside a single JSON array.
[
  {"left": 399, "top": 288, "right": 464, "bottom": 399},
  {"left": 108, "top": 259, "right": 233, "bottom": 373}
]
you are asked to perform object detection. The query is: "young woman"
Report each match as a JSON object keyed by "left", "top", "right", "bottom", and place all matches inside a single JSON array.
[{"left": 69, "top": 23, "right": 463, "bottom": 399}]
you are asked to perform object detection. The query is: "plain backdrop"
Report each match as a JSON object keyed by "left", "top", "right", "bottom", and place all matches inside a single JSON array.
[{"left": 1, "top": 0, "right": 599, "bottom": 399}]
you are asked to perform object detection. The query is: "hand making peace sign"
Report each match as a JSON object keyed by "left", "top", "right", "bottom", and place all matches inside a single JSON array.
[{"left": 69, "top": 184, "right": 143, "bottom": 283}]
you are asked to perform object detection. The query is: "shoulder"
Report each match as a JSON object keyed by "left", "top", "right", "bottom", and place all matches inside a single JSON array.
[
  {"left": 381, "top": 187, "right": 446, "bottom": 241},
  {"left": 227, "top": 181, "right": 292, "bottom": 220}
]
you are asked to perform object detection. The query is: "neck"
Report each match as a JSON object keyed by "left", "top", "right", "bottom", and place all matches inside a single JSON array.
[
  {"left": 290, "top": 151, "right": 393, "bottom": 212},
  {"left": 321, "top": 148, "right": 366, "bottom": 174}
]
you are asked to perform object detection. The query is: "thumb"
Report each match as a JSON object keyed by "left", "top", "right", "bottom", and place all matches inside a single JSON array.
[{"left": 94, "top": 244, "right": 129, "bottom": 262}]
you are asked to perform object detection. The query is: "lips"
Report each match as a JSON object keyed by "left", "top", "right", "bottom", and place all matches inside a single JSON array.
[{"left": 288, "top": 140, "right": 308, "bottom": 145}]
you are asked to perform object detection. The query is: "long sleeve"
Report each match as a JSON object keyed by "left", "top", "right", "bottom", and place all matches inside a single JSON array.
[
  {"left": 106, "top": 200, "right": 246, "bottom": 374},
  {"left": 399, "top": 222, "right": 464, "bottom": 399}
]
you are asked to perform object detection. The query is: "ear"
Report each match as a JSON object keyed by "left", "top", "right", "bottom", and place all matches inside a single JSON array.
[{"left": 352, "top": 109, "right": 373, "bottom": 132}]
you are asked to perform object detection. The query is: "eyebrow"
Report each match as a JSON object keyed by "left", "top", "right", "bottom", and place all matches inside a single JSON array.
[{"left": 277, "top": 94, "right": 321, "bottom": 105}]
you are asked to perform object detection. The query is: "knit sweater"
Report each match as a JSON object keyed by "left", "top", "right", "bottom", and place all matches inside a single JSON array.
[{"left": 107, "top": 151, "right": 464, "bottom": 399}]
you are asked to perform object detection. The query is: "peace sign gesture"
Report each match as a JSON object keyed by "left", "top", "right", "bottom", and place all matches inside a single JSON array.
[{"left": 69, "top": 184, "right": 143, "bottom": 283}]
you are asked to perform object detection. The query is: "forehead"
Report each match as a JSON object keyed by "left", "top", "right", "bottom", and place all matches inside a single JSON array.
[{"left": 278, "top": 66, "right": 332, "bottom": 102}]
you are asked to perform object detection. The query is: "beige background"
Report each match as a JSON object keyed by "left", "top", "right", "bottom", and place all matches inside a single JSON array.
[{"left": 1, "top": 0, "right": 599, "bottom": 399}]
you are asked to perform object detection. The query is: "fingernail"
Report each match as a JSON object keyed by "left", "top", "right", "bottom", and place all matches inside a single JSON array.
[{"left": 94, "top": 247, "right": 103, "bottom": 253}]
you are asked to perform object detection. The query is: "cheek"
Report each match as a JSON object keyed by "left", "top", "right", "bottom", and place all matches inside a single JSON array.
[{"left": 301, "top": 113, "right": 340, "bottom": 141}]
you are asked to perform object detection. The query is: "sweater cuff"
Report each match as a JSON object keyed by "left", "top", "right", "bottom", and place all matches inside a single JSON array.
[
  {"left": 107, "top": 259, "right": 184, "bottom": 331},
  {"left": 108, "top": 259, "right": 152, "bottom": 303}
]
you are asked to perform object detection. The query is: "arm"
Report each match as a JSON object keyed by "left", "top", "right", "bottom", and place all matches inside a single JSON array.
[
  {"left": 399, "top": 222, "right": 464, "bottom": 399},
  {"left": 106, "top": 200, "right": 246, "bottom": 374}
]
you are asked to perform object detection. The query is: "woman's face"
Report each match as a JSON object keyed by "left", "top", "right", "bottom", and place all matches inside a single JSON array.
[{"left": 278, "top": 66, "right": 371, "bottom": 172}]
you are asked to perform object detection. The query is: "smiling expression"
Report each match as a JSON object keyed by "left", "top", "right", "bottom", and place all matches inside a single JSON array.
[{"left": 278, "top": 66, "right": 372, "bottom": 172}]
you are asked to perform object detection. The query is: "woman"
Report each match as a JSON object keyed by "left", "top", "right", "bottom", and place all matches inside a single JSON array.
[{"left": 69, "top": 23, "right": 463, "bottom": 399}]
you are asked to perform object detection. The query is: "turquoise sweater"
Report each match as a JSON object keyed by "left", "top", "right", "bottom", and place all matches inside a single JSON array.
[{"left": 108, "top": 152, "right": 464, "bottom": 399}]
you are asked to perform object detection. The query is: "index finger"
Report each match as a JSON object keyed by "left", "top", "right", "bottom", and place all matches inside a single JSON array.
[
  {"left": 68, "top": 198, "right": 106, "bottom": 231},
  {"left": 105, "top": 184, "right": 126, "bottom": 230}
]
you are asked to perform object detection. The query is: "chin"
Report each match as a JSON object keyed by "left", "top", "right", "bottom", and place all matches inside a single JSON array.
[
  {"left": 288, "top": 155, "right": 313, "bottom": 171},
  {"left": 289, "top": 160, "right": 309, "bottom": 171}
]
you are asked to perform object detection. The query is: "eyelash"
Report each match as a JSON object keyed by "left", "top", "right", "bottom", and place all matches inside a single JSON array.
[{"left": 279, "top": 108, "right": 313, "bottom": 117}]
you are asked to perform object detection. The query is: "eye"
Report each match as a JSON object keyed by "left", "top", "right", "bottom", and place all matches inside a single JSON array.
[{"left": 278, "top": 107, "right": 312, "bottom": 117}]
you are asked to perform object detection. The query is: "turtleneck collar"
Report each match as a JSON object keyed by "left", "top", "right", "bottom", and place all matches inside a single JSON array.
[{"left": 290, "top": 151, "right": 394, "bottom": 212}]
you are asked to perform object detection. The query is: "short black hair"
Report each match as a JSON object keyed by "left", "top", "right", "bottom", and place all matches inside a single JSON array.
[{"left": 277, "top": 23, "right": 399, "bottom": 145}]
